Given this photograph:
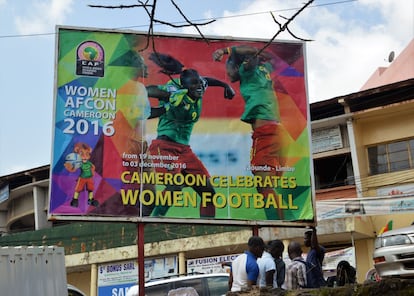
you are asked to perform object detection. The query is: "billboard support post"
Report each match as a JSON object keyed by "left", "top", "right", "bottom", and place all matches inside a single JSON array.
[
  {"left": 138, "top": 222, "right": 145, "bottom": 296},
  {"left": 252, "top": 225, "right": 259, "bottom": 236}
]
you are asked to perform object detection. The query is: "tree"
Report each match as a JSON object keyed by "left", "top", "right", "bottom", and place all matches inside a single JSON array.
[{"left": 89, "top": 0, "right": 314, "bottom": 55}]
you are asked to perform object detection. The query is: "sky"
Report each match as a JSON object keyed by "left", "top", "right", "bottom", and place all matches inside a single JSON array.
[{"left": 0, "top": 0, "right": 413, "bottom": 176}]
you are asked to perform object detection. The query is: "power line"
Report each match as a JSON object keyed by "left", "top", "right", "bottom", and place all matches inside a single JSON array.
[
  {"left": 0, "top": 32, "right": 55, "bottom": 38},
  {"left": 0, "top": 0, "right": 357, "bottom": 39}
]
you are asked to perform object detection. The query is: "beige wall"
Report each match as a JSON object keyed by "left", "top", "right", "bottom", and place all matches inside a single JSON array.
[
  {"left": 354, "top": 238, "right": 374, "bottom": 283},
  {"left": 356, "top": 104, "right": 414, "bottom": 147},
  {"left": 352, "top": 101, "right": 414, "bottom": 187},
  {"left": 68, "top": 270, "right": 91, "bottom": 296},
  {"left": 352, "top": 101, "right": 414, "bottom": 195}
]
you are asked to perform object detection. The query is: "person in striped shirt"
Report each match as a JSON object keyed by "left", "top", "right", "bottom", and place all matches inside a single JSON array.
[{"left": 286, "top": 241, "right": 307, "bottom": 290}]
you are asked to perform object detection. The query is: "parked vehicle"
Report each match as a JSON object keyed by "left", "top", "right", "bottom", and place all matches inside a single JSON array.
[
  {"left": 68, "top": 284, "right": 87, "bottom": 296},
  {"left": 126, "top": 273, "right": 229, "bottom": 296},
  {"left": 373, "top": 225, "right": 414, "bottom": 278}
]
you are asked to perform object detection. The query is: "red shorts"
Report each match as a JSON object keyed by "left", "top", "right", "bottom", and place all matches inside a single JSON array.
[
  {"left": 148, "top": 139, "right": 210, "bottom": 177},
  {"left": 250, "top": 123, "right": 286, "bottom": 174},
  {"left": 75, "top": 177, "right": 94, "bottom": 192}
]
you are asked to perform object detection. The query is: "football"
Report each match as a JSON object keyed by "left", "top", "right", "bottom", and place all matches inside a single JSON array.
[{"left": 65, "top": 152, "right": 82, "bottom": 169}]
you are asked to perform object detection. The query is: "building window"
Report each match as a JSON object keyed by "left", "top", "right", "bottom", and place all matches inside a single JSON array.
[
  {"left": 368, "top": 139, "right": 414, "bottom": 175},
  {"left": 313, "top": 154, "right": 353, "bottom": 189}
]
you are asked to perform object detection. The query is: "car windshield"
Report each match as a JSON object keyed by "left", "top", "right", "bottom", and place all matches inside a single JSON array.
[{"left": 376, "top": 234, "right": 411, "bottom": 248}]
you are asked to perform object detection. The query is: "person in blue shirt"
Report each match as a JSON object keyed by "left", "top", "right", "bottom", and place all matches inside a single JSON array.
[
  {"left": 304, "top": 227, "right": 326, "bottom": 287},
  {"left": 229, "top": 236, "right": 265, "bottom": 292}
]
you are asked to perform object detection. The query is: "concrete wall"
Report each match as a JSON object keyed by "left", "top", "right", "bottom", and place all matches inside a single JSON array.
[
  {"left": 68, "top": 271, "right": 91, "bottom": 296},
  {"left": 354, "top": 238, "right": 374, "bottom": 283},
  {"left": 353, "top": 101, "right": 414, "bottom": 185}
]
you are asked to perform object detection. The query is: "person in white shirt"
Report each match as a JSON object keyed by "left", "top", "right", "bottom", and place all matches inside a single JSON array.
[
  {"left": 229, "top": 236, "right": 265, "bottom": 292},
  {"left": 257, "top": 242, "right": 276, "bottom": 288}
]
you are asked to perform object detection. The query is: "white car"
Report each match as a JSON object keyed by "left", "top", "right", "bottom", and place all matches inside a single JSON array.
[
  {"left": 68, "top": 284, "right": 87, "bottom": 296},
  {"left": 373, "top": 225, "right": 414, "bottom": 278},
  {"left": 126, "top": 273, "right": 229, "bottom": 296}
]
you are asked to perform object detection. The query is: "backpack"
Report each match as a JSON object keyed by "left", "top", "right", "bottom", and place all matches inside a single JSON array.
[{"left": 294, "top": 259, "right": 326, "bottom": 288}]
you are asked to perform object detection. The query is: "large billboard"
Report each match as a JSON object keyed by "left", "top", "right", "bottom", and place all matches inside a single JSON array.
[{"left": 49, "top": 26, "right": 313, "bottom": 225}]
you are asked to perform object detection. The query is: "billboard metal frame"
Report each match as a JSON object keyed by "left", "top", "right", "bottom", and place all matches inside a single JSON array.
[{"left": 49, "top": 25, "right": 315, "bottom": 227}]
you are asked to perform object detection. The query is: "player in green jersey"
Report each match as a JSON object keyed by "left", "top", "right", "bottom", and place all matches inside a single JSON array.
[
  {"left": 146, "top": 53, "right": 235, "bottom": 217},
  {"left": 213, "top": 45, "right": 287, "bottom": 220}
]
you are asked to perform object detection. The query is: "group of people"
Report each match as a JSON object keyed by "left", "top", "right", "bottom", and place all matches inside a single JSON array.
[
  {"left": 228, "top": 236, "right": 285, "bottom": 292},
  {"left": 229, "top": 227, "right": 356, "bottom": 292}
]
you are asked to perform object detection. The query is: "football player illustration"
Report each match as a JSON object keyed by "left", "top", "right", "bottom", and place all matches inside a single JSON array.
[{"left": 64, "top": 142, "right": 99, "bottom": 207}]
